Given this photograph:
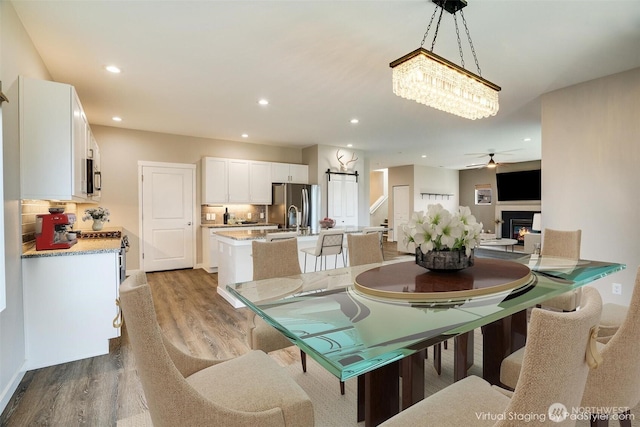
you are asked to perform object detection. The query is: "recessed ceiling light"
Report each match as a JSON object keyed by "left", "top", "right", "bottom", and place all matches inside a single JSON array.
[
  {"left": 524, "top": 137, "right": 532, "bottom": 142},
  {"left": 350, "top": 118, "right": 359, "bottom": 124},
  {"left": 421, "top": 155, "right": 427, "bottom": 158},
  {"left": 105, "top": 65, "right": 121, "bottom": 74},
  {"left": 112, "top": 116, "right": 122, "bottom": 122},
  {"left": 241, "top": 133, "right": 249, "bottom": 138},
  {"left": 258, "top": 99, "right": 269, "bottom": 106},
  {"left": 347, "top": 144, "right": 353, "bottom": 147}
]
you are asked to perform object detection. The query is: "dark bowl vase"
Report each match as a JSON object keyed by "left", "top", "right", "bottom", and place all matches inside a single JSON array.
[{"left": 416, "top": 247, "right": 474, "bottom": 272}]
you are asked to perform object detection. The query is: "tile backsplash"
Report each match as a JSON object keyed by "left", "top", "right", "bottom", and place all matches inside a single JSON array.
[{"left": 201, "top": 204, "right": 268, "bottom": 225}]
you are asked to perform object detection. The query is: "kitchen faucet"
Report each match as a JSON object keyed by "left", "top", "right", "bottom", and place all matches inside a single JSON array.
[{"left": 288, "top": 205, "right": 300, "bottom": 233}]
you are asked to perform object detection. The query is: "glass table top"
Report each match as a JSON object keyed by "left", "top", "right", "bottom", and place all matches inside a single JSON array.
[{"left": 227, "top": 255, "right": 624, "bottom": 381}]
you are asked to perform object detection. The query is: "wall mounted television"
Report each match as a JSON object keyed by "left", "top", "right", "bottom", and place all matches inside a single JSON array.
[{"left": 496, "top": 169, "right": 541, "bottom": 201}]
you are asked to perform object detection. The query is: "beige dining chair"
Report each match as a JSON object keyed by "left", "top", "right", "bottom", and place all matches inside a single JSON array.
[
  {"left": 301, "top": 229, "right": 345, "bottom": 272},
  {"left": 249, "top": 237, "right": 346, "bottom": 395},
  {"left": 502, "top": 267, "right": 640, "bottom": 426},
  {"left": 248, "top": 238, "right": 302, "bottom": 356},
  {"left": 119, "top": 271, "right": 314, "bottom": 427},
  {"left": 538, "top": 228, "right": 582, "bottom": 311},
  {"left": 380, "top": 287, "right": 603, "bottom": 427},
  {"left": 347, "top": 232, "right": 383, "bottom": 266},
  {"left": 362, "top": 226, "right": 386, "bottom": 260}
]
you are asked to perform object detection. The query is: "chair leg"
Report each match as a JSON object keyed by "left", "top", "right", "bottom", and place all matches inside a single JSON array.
[
  {"left": 443, "top": 339, "right": 448, "bottom": 350},
  {"left": 620, "top": 410, "right": 632, "bottom": 427},
  {"left": 304, "top": 253, "right": 307, "bottom": 273},
  {"left": 300, "top": 349, "right": 307, "bottom": 373},
  {"left": 340, "top": 381, "right": 345, "bottom": 395},
  {"left": 590, "top": 413, "right": 609, "bottom": 427}
]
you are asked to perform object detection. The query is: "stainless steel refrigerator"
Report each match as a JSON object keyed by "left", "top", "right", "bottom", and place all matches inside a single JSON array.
[{"left": 269, "top": 183, "right": 320, "bottom": 233}]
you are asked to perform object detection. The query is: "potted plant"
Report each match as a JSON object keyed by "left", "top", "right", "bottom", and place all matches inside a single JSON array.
[
  {"left": 402, "top": 204, "right": 483, "bottom": 271},
  {"left": 83, "top": 206, "right": 110, "bottom": 231}
]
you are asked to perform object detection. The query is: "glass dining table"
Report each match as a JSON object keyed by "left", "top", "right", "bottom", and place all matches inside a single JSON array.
[{"left": 227, "top": 254, "right": 624, "bottom": 427}]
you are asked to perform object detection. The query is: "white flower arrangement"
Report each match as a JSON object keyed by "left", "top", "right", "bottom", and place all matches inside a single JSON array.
[
  {"left": 82, "top": 206, "right": 110, "bottom": 222},
  {"left": 402, "top": 204, "right": 483, "bottom": 257}
]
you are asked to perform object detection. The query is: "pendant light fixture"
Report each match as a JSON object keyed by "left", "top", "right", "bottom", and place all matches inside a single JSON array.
[{"left": 390, "top": 0, "right": 500, "bottom": 120}]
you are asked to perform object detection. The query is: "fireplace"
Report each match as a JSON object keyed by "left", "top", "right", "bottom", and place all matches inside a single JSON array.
[{"left": 500, "top": 211, "right": 540, "bottom": 245}]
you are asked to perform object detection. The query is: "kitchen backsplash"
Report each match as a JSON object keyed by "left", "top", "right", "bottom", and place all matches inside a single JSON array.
[{"left": 201, "top": 204, "right": 268, "bottom": 225}]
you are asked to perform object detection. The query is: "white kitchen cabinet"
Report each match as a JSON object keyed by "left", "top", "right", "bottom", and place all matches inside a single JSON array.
[
  {"left": 249, "top": 161, "right": 272, "bottom": 204},
  {"left": 201, "top": 157, "right": 273, "bottom": 204},
  {"left": 22, "top": 252, "right": 120, "bottom": 370},
  {"left": 18, "top": 76, "right": 90, "bottom": 201},
  {"left": 228, "top": 159, "right": 250, "bottom": 202},
  {"left": 202, "top": 225, "right": 278, "bottom": 273},
  {"left": 201, "top": 157, "right": 228, "bottom": 204},
  {"left": 271, "top": 162, "right": 308, "bottom": 184}
]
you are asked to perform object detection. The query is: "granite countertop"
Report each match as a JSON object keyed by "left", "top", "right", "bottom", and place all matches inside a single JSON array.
[
  {"left": 216, "top": 226, "right": 369, "bottom": 241},
  {"left": 22, "top": 237, "right": 123, "bottom": 258},
  {"left": 202, "top": 223, "right": 278, "bottom": 228}
]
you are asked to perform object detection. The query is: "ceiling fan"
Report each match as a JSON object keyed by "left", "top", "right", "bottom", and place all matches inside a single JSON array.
[{"left": 465, "top": 153, "right": 511, "bottom": 169}]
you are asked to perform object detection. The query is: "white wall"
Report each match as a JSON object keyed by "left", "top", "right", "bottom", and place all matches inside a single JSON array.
[
  {"left": 0, "top": 0, "right": 52, "bottom": 412},
  {"left": 541, "top": 67, "right": 640, "bottom": 305},
  {"left": 413, "top": 165, "right": 459, "bottom": 213}
]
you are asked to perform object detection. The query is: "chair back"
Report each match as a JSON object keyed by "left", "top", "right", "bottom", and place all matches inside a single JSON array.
[
  {"left": 119, "top": 272, "right": 214, "bottom": 426},
  {"left": 252, "top": 238, "right": 302, "bottom": 280},
  {"left": 581, "top": 266, "right": 640, "bottom": 411},
  {"left": 541, "top": 228, "right": 581, "bottom": 259},
  {"left": 499, "top": 287, "right": 602, "bottom": 425},
  {"left": 312, "top": 230, "right": 344, "bottom": 257},
  {"left": 265, "top": 231, "right": 298, "bottom": 242},
  {"left": 348, "top": 233, "right": 383, "bottom": 266}
]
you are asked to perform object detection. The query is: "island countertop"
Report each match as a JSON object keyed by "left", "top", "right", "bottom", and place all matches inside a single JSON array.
[
  {"left": 215, "top": 226, "right": 370, "bottom": 241},
  {"left": 201, "top": 223, "right": 279, "bottom": 229}
]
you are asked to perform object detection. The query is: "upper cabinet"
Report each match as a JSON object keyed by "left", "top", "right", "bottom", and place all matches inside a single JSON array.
[
  {"left": 18, "top": 77, "right": 97, "bottom": 202},
  {"left": 201, "top": 157, "right": 272, "bottom": 204},
  {"left": 271, "top": 163, "right": 308, "bottom": 184}
]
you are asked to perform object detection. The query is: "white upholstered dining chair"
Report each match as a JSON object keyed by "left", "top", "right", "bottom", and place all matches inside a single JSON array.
[
  {"left": 249, "top": 237, "right": 346, "bottom": 394},
  {"left": 380, "top": 287, "right": 603, "bottom": 427},
  {"left": 501, "top": 267, "right": 640, "bottom": 426},
  {"left": 538, "top": 228, "right": 582, "bottom": 311},
  {"left": 119, "top": 271, "right": 314, "bottom": 427}
]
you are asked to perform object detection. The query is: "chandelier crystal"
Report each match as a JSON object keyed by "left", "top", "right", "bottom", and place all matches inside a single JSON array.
[{"left": 390, "top": 0, "right": 501, "bottom": 120}]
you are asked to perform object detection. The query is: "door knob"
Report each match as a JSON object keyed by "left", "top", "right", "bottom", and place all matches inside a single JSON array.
[{"left": 187, "top": 222, "right": 192, "bottom": 226}]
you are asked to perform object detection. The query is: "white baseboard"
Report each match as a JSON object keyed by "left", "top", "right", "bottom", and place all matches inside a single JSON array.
[
  {"left": 217, "top": 286, "right": 245, "bottom": 309},
  {"left": 0, "top": 362, "right": 26, "bottom": 415}
]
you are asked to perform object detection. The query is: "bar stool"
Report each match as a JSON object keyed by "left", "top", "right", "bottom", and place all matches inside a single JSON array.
[
  {"left": 362, "top": 226, "right": 386, "bottom": 260},
  {"left": 301, "top": 230, "right": 345, "bottom": 272}
]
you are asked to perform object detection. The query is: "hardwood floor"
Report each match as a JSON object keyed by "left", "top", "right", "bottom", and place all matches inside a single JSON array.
[{"left": 0, "top": 242, "right": 405, "bottom": 426}]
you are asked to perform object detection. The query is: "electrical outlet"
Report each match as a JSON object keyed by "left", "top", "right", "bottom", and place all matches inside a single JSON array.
[
  {"left": 247, "top": 212, "right": 252, "bottom": 219},
  {"left": 260, "top": 212, "right": 264, "bottom": 219},
  {"left": 205, "top": 213, "right": 212, "bottom": 221},
  {"left": 612, "top": 283, "right": 622, "bottom": 295}
]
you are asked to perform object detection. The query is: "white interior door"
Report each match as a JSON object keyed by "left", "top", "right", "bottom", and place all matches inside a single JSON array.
[
  {"left": 140, "top": 162, "right": 195, "bottom": 272},
  {"left": 392, "top": 185, "right": 410, "bottom": 249}
]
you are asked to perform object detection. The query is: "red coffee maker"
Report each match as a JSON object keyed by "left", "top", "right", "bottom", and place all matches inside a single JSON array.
[{"left": 35, "top": 209, "right": 78, "bottom": 250}]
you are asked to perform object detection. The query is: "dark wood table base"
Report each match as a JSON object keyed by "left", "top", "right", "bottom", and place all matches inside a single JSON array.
[{"left": 356, "top": 310, "right": 528, "bottom": 426}]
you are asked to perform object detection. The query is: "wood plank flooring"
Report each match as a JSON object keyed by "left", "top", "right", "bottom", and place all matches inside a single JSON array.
[{"left": 0, "top": 242, "right": 405, "bottom": 426}]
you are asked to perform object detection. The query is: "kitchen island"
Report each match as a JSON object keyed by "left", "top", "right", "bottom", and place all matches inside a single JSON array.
[{"left": 215, "top": 227, "right": 366, "bottom": 307}]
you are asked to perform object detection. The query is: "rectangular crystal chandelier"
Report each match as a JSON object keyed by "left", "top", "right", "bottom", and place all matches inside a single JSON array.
[{"left": 390, "top": 0, "right": 501, "bottom": 120}]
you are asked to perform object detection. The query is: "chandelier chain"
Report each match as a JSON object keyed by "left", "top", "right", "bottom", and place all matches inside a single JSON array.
[
  {"left": 429, "top": 4, "right": 446, "bottom": 52},
  {"left": 460, "top": 9, "right": 482, "bottom": 76},
  {"left": 453, "top": 13, "right": 465, "bottom": 70},
  {"left": 420, "top": 5, "right": 440, "bottom": 48}
]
